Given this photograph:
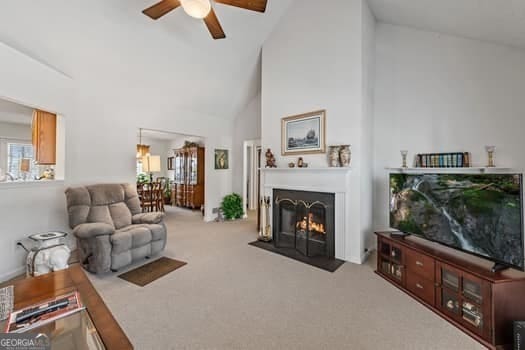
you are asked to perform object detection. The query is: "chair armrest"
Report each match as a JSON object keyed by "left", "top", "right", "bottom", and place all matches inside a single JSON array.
[
  {"left": 132, "top": 212, "right": 164, "bottom": 225},
  {"left": 73, "top": 223, "right": 115, "bottom": 239}
]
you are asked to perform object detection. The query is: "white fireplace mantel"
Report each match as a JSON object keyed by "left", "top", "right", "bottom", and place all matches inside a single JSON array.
[{"left": 261, "top": 167, "right": 357, "bottom": 263}]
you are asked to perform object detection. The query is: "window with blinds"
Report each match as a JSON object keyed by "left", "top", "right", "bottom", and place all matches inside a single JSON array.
[{"left": 7, "top": 143, "right": 39, "bottom": 180}]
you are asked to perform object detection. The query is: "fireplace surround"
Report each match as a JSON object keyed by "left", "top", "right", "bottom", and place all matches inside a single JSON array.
[
  {"left": 260, "top": 167, "right": 358, "bottom": 263},
  {"left": 273, "top": 189, "right": 335, "bottom": 258}
]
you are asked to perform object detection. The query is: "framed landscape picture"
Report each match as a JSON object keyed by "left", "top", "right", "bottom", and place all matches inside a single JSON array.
[
  {"left": 281, "top": 110, "right": 326, "bottom": 155},
  {"left": 215, "top": 149, "right": 229, "bottom": 170}
]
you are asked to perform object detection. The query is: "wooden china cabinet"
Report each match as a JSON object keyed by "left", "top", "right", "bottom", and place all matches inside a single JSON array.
[
  {"left": 376, "top": 231, "right": 525, "bottom": 350},
  {"left": 173, "top": 146, "right": 205, "bottom": 209}
]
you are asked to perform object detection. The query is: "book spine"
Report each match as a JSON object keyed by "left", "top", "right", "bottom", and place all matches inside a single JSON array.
[{"left": 464, "top": 152, "right": 470, "bottom": 167}]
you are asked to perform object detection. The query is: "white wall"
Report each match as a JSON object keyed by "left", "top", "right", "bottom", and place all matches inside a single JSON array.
[
  {"left": 261, "top": 0, "right": 374, "bottom": 263},
  {"left": 232, "top": 93, "right": 261, "bottom": 195},
  {"left": 0, "top": 40, "right": 234, "bottom": 280},
  {"left": 361, "top": 1, "right": 376, "bottom": 251},
  {"left": 373, "top": 23, "right": 525, "bottom": 229},
  {"left": 0, "top": 121, "right": 31, "bottom": 140},
  {"left": 0, "top": 42, "right": 73, "bottom": 281}
]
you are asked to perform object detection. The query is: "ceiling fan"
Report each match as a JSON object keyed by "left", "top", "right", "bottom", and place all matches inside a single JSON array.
[{"left": 142, "top": 0, "right": 268, "bottom": 39}]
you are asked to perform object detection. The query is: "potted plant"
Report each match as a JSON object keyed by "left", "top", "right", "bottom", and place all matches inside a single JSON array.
[
  {"left": 220, "top": 193, "right": 244, "bottom": 220},
  {"left": 137, "top": 173, "right": 149, "bottom": 184}
]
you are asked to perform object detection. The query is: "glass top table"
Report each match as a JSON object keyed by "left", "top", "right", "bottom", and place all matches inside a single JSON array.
[{"left": 29, "top": 309, "right": 106, "bottom": 350}]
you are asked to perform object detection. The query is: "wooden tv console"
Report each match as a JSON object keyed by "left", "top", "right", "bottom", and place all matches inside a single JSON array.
[{"left": 375, "top": 231, "right": 525, "bottom": 350}]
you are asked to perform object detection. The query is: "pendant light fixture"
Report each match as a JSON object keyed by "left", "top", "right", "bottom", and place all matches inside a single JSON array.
[
  {"left": 136, "top": 128, "right": 151, "bottom": 160},
  {"left": 180, "top": 0, "right": 212, "bottom": 19}
]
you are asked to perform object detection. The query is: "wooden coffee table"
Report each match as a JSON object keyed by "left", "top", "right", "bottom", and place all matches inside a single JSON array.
[{"left": 0, "top": 265, "right": 133, "bottom": 349}]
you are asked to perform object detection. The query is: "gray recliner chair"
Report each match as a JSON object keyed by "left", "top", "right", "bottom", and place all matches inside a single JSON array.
[{"left": 65, "top": 183, "right": 167, "bottom": 273}]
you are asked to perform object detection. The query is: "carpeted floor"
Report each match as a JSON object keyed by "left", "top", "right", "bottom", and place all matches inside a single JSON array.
[{"left": 87, "top": 207, "right": 483, "bottom": 350}]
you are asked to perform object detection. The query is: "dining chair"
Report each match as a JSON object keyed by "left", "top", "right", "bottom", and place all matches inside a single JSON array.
[
  {"left": 152, "top": 181, "right": 165, "bottom": 212},
  {"left": 139, "top": 183, "right": 155, "bottom": 212}
]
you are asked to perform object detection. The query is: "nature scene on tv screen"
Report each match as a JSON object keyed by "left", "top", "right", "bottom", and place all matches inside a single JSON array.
[{"left": 390, "top": 174, "right": 523, "bottom": 268}]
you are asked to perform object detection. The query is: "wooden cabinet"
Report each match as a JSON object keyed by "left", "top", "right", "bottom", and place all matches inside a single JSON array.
[
  {"left": 172, "top": 146, "right": 204, "bottom": 209},
  {"left": 376, "top": 232, "right": 525, "bottom": 350},
  {"left": 32, "top": 110, "right": 57, "bottom": 165},
  {"left": 378, "top": 239, "right": 405, "bottom": 285},
  {"left": 435, "top": 262, "right": 492, "bottom": 340}
]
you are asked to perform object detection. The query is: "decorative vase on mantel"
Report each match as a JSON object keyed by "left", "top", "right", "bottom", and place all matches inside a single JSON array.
[
  {"left": 339, "top": 145, "right": 351, "bottom": 167},
  {"left": 328, "top": 146, "right": 340, "bottom": 167}
]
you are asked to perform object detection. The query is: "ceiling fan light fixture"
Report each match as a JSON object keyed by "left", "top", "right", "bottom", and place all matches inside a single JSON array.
[{"left": 180, "top": 0, "right": 212, "bottom": 19}]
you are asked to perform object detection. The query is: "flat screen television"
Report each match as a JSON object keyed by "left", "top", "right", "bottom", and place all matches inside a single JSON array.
[{"left": 389, "top": 173, "right": 524, "bottom": 271}]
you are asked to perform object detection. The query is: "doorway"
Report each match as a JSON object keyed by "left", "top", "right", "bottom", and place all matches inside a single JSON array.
[
  {"left": 136, "top": 128, "right": 206, "bottom": 216},
  {"left": 242, "top": 139, "right": 261, "bottom": 220}
]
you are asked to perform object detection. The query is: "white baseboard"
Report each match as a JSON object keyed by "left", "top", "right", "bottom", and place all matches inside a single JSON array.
[{"left": 0, "top": 266, "right": 25, "bottom": 283}]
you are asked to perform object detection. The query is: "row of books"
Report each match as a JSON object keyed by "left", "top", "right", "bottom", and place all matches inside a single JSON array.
[{"left": 415, "top": 152, "right": 471, "bottom": 168}]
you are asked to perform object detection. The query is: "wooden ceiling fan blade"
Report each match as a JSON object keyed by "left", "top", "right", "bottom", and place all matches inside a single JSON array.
[
  {"left": 143, "top": 0, "right": 181, "bottom": 20},
  {"left": 204, "top": 8, "right": 226, "bottom": 40},
  {"left": 214, "top": 0, "right": 267, "bottom": 13}
]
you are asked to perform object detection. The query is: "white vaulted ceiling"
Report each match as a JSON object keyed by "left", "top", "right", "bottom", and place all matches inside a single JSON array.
[
  {"left": 1, "top": 1, "right": 524, "bottom": 122},
  {"left": 0, "top": 0, "right": 293, "bottom": 119},
  {"left": 368, "top": 0, "right": 525, "bottom": 49}
]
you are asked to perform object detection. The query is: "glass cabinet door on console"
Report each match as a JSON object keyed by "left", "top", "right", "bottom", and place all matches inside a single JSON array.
[
  {"left": 436, "top": 262, "right": 491, "bottom": 340},
  {"left": 378, "top": 239, "right": 404, "bottom": 285}
]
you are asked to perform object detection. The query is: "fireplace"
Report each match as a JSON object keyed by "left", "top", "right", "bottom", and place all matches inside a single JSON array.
[{"left": 273, "top": 189, "right": 335, "bottom": 258}]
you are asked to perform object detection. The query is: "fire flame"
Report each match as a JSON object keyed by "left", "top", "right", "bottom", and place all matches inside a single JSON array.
[{"left": 296, "top": 213, "right": 326, "bottom": 234}]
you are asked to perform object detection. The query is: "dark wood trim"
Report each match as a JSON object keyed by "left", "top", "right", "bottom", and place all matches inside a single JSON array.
[{"left": 0, "top": 265, "right": 132, "bottom": 349}]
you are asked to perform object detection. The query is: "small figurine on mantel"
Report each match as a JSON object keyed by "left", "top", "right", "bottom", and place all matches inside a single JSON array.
[{"left": 265, "top": 148, "right": 277, "bottom": 168}]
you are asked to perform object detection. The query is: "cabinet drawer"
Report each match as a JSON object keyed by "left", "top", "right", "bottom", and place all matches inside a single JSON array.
[
  {"left": 406, "top": 248, "right": 435, "bottom": 279},
  {"left": 406, "top": 272, "right": 435, "bottom": 306}
]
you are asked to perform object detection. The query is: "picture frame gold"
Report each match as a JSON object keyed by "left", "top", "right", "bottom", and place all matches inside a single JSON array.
[{"left": 281, "top": 110, "right": 326, "bottom": 156}]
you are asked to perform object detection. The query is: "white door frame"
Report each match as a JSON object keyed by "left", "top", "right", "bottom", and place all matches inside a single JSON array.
[{"left": 242, "top": 139, "right": 261, "bottom": 218}]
